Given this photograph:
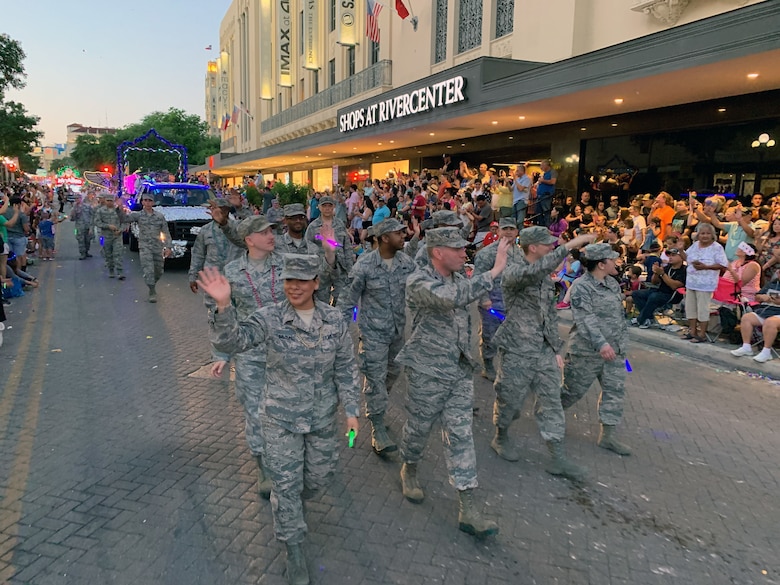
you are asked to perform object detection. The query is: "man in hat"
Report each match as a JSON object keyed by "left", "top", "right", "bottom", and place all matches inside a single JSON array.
[
  {"left": 630, "top": 247, "right": 686, "bottom": 329},
  {"left": 227, "top": 188, "right": 252, "bottom": 220},
  {"left": 490, "top": 227, "right": 594, "bottom": 478},
  {"left": 560, "top": 243, "right": 631, "bottom": 455},
  {"left": 276, "top": 203, "right": 320, "bottom": 256},
  {"left": 125, "top": 193, "right": 172, "bottom": 302},
  {"left": 266, "top": 198, "right": 285, "bottom": 228},
  {"left": 341, "top": 218, "right": 417, "bottom": 456},
  {"left": 70, "top": 194, "right": 96, "bottom": 260},
  {"left": 472, "top": 217, "right": 522, "bottom": 381},
  {"left": 372, "top": 195, "right": 391, "bottom": 225},
  {"left": 200, "top": 253, "right": 360, "bottom": 585},
  {"left": 413, "top": 209, "right": 468, "bottom": 268},
  {"left": 396, "top": 227, "right": 510, "bottom": 539},
  {"left": 305, "top": 195, "right": 353, "bottom": 305},
  {"left": 468, "top": 194, "right": 493, "bottom": 247},
  {"left": 188, "top": 198, "right": 244, "bottom": 305},
  {"left": 93, "top": 194, "right": 129, "bottom": 280}
]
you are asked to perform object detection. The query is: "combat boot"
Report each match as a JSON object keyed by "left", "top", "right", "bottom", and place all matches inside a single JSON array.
[
  {"left": 285, "top": 543, "right": 310, "bottom": 585},
  {"left": 545, "top": 440, "right": 587, "bottom": 483},
  {"left": 148, "top": 285, "right": 157, "bottom": 303},
  {"left": 108, "top": 270, "right": 115, "bottom": 278},
  {"left": 457, "top": 489, "right": 499, "bottom": 538},
  {"left": 400, "top": 462, "right": 424, "bottom": 503},
  {"left": 368, "top": 414, "right": 397, "bottom": 455},
  {"left": 480, "top": 358, "right": 496, "bottom": 381},
  {"left": 490, "top": 427, "right": 520, "bottom": 461},
  {"left": 254, "top": 455, "right": 272, "bottom": 499},
  {"left": 598, "top": 424, "right": 632, "bottom": 456}
]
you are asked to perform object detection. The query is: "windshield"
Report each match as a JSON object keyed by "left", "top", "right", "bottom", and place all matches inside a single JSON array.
[{"left": 146, "top": 188, "right": 216, "bottom": 207}]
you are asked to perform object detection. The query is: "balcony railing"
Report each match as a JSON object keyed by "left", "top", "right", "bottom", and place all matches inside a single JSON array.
[{"left": 261, "top": 60, "right": 392, "bottom": 133}]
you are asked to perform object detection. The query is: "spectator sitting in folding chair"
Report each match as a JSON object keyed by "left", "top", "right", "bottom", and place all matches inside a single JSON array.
[
  {"left": 730, "top": 272, "right": 780, "bottom": 363},
  {"left": 630, "top": 248, "right": 687, "bottom": 328}
]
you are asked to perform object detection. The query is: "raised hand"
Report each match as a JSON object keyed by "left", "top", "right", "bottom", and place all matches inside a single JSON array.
[{"left": 197, "top": 266, "right": 232, "bottom": 309}]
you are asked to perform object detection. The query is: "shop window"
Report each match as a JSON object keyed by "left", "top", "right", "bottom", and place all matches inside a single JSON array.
[
  {"left": 495, "top": 0, "right": 513, "bottom": 39},
  {"left": 434, "top": 0, "right": 448, "bottom": 63},
  {"left": 458, "top": 0, "right": 482, "bottom": 54}
]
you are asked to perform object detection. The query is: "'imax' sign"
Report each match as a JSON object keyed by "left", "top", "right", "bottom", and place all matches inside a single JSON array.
[{"left": 339, "top": 76, "right": 467, "bottom": 133}]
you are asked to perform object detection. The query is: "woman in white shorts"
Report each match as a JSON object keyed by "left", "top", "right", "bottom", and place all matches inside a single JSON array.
[{"left": 683, "top": 223, "right": 728, "bottom": 342}]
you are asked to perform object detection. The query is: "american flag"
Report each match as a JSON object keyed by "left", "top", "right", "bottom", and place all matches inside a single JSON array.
[{"left": 366, "top": 0, "right": 383, "bottom": 43}]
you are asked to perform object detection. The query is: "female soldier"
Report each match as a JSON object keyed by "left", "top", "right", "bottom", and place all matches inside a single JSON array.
[
  {"left": 199, "top": 254, "right": 359, "bottom": 585},
  {"left": 560, "top": 243, "right": 631, "bottom": 456}
]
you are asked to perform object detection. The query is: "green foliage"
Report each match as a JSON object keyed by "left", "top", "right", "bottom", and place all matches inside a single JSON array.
[
  {"left": 70, "top": 108, "right": 220, "bottom": 175},
  {"left": 271, "top": 182, "right": 310, "bottom": 207},
  {"left": 244, "top": 186, "right": 261, "bottom": 208},
  {"left": 0, "top": 100, "right": 42, "bottom": 169},
  {"left": 49, "top": 156, "right": 77, "bottom": 173},
  {"left": 0, "top": 34, "right": 26, "bottom": 100}
]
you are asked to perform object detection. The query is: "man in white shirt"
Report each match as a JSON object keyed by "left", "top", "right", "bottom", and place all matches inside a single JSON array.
[{"left": 511, "top": 165, "right": 532, "bottom": 226}]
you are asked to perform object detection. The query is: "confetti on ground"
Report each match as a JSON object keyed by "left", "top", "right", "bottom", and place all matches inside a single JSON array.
[
  {"left": 50, "top": 349, "right": 62, "bottom": 353},
  {"left": 146, "top": 336, "right": 153, "bottom": 339}
]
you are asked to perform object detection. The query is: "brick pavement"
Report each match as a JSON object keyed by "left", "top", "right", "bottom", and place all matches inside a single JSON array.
[{"left": 0, "top": 230, "right": 778, "bottom": 584}]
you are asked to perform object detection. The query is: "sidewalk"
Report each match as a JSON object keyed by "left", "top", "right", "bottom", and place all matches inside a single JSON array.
[{"left": 557, "top": 309, "right": 780, "bottom": 380}]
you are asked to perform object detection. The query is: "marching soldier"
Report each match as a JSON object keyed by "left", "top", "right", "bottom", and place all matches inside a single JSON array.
[
  {"left": 93, "top": 194, "right": 128, "bottom": 280},
  {"left": 70, "top": 195, "right": 96, "bottom": 260},
  {"left": 304, "top": 195, "right": 353, "bottom": 305},
  {"left": 125, "top": 193, "right": 172, "bottom": 302}
]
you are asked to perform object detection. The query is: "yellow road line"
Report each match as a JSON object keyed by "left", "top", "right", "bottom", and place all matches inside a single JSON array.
[{"left": 0, "top": 262, "right": 55, "bottom": 581}]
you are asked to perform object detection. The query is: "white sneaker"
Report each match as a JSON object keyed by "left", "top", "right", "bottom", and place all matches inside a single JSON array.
[
  {"left": 753, "top": 352, "right": 774, "bottom": 363},
  {"left": 630, "top": 318, "right": 639, "bottom": 326},
  {"left": 730, "top": 346, "right": 754, "bottom": 357},
  {"left": 0, "top": 322, "right": 4, "bottom": 348},
  {"left": 639, "top": 320, "right": 653, "bottom": 329}
]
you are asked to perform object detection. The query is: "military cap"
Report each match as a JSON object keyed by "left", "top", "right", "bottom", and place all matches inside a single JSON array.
[
  {"left": 517, "top": 226, "right": 558, "bottom": 247},
  {"left": 373, "top": 217, "right": 406, "bottom": 237},
  {"left": 207, "top": 198, "right": 231, "bottom": 208},
  {"left": 498, "top": 217, "right": 517, "bottom": 229},
  {"left": 581, "top": 242, "right": 620, "bottom": 261},
  {"left": 283, "top": 203, "right": 306, "bottom": 217},
  {"left": 280, "top": 253, "right": 320, "bottom": 280},
  {"left": 431, "top": 209, "right": 462, "bottom": 227},
  {"left": 236, "top": 215, "right": 276, "bottom": 240},
  {"left": 426, "top": 227, "right": 469, "bottom": 249},
  {"left": 140, "top": 192, "right": 155, "bottom": 201},
  {"left": 319, "top": 195, "right": 335, "bottom": 205}
]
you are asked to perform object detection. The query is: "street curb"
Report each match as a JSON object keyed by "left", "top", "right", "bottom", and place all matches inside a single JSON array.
[{"left": 557, "top": 310, "right": 780, "bottom": 381}]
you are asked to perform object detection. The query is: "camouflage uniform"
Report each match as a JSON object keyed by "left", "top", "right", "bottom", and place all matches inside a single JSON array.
[
  {"left": 561, "top": 267, "right": 629, "bottom": 425},
  {"left": 125, "top": 208, "right": 172, "bottom": 286},
  {"left": 413, "top": 210, "right": 471, "bottom": 269},
  {"left": 473, "top": 235, "right": 524, "bottom": 367},
  {"left": 93, "top": 204, "right": 128, "bottom": 276},
  {"left": 341, "top": 242, "right": 416, "bottom": 419},
  {"left": 494, "top": 244, "right": 569, "bottom": 440},
  {"left": 304, "top": 215, "right": 353, "bottom": 305},
  {"left": 188, "top": 218, "right": 244, "bottom": 316},
  {"left": 70, "top": 200, "right": 95, "bottom": 258},
  {"left": 275, "top": 232, "right": 320, "bottom": 256},
  {"left": 210, "top": 297, "right": 360, "bottom": 544},
  {"left": 396, "top": 257, "right": 496, "bottom": 490}
]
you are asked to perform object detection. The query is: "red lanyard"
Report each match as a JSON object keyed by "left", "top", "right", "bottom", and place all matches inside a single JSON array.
[{"left": 245, "top": 266, "right": 277, "bottom": 307}]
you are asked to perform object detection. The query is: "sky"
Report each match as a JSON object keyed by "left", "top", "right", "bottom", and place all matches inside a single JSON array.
[{"left": 3, "top": 0, "right": 231, "bottom": 145}]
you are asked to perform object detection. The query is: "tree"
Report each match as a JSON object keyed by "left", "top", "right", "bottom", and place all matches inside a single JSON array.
[
  {"left": 49, "top": 156, "right": 77, "bottom": 173},
  {"left": 0, "top": 34, "right": 26, "bottom": 101},
  {"left": 71, "top": 134, "right": 109, "bottom": 171},
  {"left": 0, "top": 100, "right": 42, "bottom": 171},
  {"left": 271, "top": 182, "right": 310, "bottom": 206}
]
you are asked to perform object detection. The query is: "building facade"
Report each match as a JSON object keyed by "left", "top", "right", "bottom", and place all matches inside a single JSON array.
[
  {"left": 64, "top": 124, "right": 117, "bottom": 157},
  {"left": 201, "top": 0, "right": 779, "bottom": 196},
  {"left": 205, "top": 61, "right": 221, "bottom": 138}
]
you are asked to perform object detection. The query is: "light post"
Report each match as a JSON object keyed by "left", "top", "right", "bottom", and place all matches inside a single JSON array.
[{"left": 751, "top": 133, "right": 776, "bottom": 194}]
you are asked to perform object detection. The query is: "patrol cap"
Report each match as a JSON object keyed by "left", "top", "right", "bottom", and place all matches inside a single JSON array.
[
  {"left": 319, "top": 195, "right": 335, "bottom": 206},
  {"left": 140, "top": 192, "right": 155, "bottom": 201},
  {"left": 373, "top": 217, "right": 406, "bottom": 237},
  {"left": 581, "top": 242, "right": 620, "bottom": 261},
  {"left": 518, "top": 226, "right": 557, "bottom": 247},
  {"left": 426, "top": 227, "right": 469, "bottom": 249},
  {"left": 205, "top": 198, "right": 232, "bottom": 208},
  {"left": 280, "top": 253, "right": 320, "bottom": 280},
  {"left": 283, "top": 203, "right": 306, "bottom": 217},
  {"left": 498, "top": 217, "right": 517, "bottom": 229},
  {"left": 236, "top": 215, "right": 276, "bottom": 240},
  {"left": 431, "top": 209, "right": 462, "bottom": 227}
]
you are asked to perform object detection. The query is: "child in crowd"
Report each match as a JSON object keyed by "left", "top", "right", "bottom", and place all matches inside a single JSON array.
[
  {"left": 37, "top": 212, "right": 56, "bottom": 261},
  {"left": 622, "top": 265, "right": 643, "bottom": 316}
]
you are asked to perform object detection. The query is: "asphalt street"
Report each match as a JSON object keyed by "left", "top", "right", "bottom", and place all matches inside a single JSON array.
[{"left": 0, "top": 227, "right": 778, "bottom": 585}]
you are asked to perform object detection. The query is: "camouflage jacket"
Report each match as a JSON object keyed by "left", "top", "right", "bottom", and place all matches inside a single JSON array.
[
  {"left": 275, "top": 232, "right": 321, "bottom": 256},
  {"left": 304, "top": 217, "right": 353, "bottom": 273},
  {"left": 69, "top": 203, "right": 95, "bottom": 228},
  {"left": 210, "top": 302, "right": 361, "bottom": 433},
  {"left": 473, "top": 241, "right": 525, "bottom": 311},
  {"left": 395, "top": 265, "right": 495, "bottom": 380},
  {"left": 341, "top": 248, "right": 417, "bottom": 343},
  {"left": 93, "top": 206, "right": 128, "bottom": 232},
  {"left": 495, "top": 245, "right": 567, "bottom": 355},
  {"left": 125, "top": 209, "right": 171, "bottom": 248},
  {"left": 567, "top": 271, "right": 628, "bottom": 356},
  {"left": 188, "top": 221, "right": 244, "bottom": 282}
]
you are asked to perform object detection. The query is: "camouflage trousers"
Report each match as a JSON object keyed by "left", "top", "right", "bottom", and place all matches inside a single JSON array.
[
  {"left": 139, "top": 245, "right": 164, "bottom": 286},
  {"left": 493, "top": 345, "right": 565, "bottom": 442},
  {"left": 101, "top": 232, "right": 124, "bottom": 274},
  {"left": 315, "top": 268, "right": 349, "bottom": 306},
  {"left": 262, "top": 414, "right": 338, "bottom": 543},
  {"left": 561, "top": 353, "right": 626, "bottom": 426},
  {"left": 358, "top": 333, "right": 403, "bottom": 418},
  {"left": 75, "top": 225, "right": 93, "bottom": 257},
  {"left": 400, "top": 366, "right": 478, "bottom": 491},
  {"left": 233, "top": 353, "right": 266, "bottom": 457},
  {"left": 478, "top": 306, "right": 502, "bottom": 362}
]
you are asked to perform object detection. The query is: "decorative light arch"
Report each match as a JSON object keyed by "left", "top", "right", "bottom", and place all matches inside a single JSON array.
[{"left": 116, "top": 128, "right": 188, "bottom": 195}]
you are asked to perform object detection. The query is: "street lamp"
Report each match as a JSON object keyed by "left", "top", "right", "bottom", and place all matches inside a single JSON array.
[{"left": 751, "top": 133, "right": 775, "bottom": 194}]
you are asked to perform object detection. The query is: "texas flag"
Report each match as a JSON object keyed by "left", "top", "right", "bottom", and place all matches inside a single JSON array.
[{"left": 395, "top": 0, "right": 409, "bottom": 19}]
